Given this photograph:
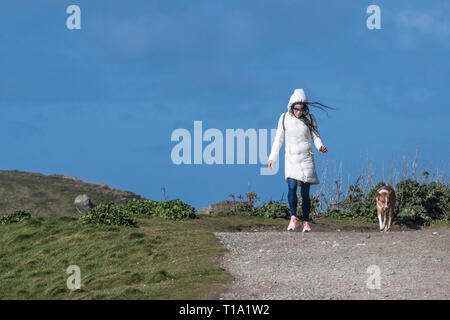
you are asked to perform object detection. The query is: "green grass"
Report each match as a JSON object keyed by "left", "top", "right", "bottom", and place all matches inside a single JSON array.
[
  {"left": 1, "top": 210, "right": 446, "bottom": 300},
  {"left": 0, "top": 170, "right": 144, "bottom": 217},
  {"left": 0, "top": 214, "right": 287, "bottom": 299}
]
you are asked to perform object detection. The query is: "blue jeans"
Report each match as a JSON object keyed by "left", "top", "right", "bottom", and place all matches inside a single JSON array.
[{"left": 287, "top": 178, "right": 311, "bottom": 221}]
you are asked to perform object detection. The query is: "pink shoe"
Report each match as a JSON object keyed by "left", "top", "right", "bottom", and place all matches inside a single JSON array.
[
  {"left": 287, "top": 216, "right": 298, "bottom": 231},
  {"left": 302, "top": 221, "right": 311, "bottom": 233}
]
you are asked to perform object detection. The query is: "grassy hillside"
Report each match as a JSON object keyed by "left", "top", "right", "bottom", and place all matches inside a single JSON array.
[
  {"left": 0, "top": 214, "right": 290, "bottom": 299},
  {"left": 1, "top": 211, "right": 447, "bottom": 299},
  {"left": 1, "top": 169, "right": 447, "bottom": 300},
  {"left": 0, "top": 170, "right": 144, "bottom": 217}
]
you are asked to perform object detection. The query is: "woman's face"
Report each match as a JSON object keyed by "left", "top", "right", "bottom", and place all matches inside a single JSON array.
[{"left": 292, "top": 103, "right": 306, "bottom": 118}]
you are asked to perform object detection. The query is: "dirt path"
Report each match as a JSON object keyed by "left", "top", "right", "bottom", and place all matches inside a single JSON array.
[{"left": 214, "top": 227, "right": 450, "bottom": 299}]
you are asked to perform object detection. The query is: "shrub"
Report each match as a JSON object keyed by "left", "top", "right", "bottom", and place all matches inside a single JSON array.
[
  {"left": 79, "top": 203, "right": 137, "bottom": 227},
  {"left": 250, "top": 201, "right": 289, "bottom": 219},
  {"left": 395, "top": 179, "right": 450, "bottom": 224},
  {"left": 126, "top": 199, "right": 159, "bottom": 216},
  {"left": 235, "top": 202, "right": 254, "bottom": 213},
  {"left": 323, "top": 178, "right": 450, "bottom": 226},
  {"left": 396, "top": 204, "right": 431, "bottom": 225},
  {"left": 229, "top": 192, "right": 260, "bottom": 213},
  {"left": 327, "top": 182, "right": 386, "bottom": 222},
  {"left": 395, "top": 180, "right": 422, "bottom": 208},
  {"left": 0, "top": 210, "right": 32, "bottom": 225},
  {"left": 422, "top": 182, "right": 450, "bottom": 220},
  {"left": 79, "top": 198, "right": 197, "bottom": 226},
  {"left": 153, "top": 199, "right": 197, "bottom": 220}
]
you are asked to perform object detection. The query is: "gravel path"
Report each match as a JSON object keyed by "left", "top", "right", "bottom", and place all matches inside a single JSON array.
[{"left": 214, "top": 228, "right": 450, "bottom": 299}]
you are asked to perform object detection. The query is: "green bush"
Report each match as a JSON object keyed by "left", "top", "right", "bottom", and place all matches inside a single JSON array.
[
  {"left": 307, "top": 194, "right": 321, "bottom": 217},
  {"left": 126, "top": 199, "right": 159, "bottom": 216},
  {"left": 126, "top": 198, "right": 196, "bottom": 220},
  {"left": 395, "top": 179, "right": 449, "bottom": 224},
  {"left": 250, "top": 201, "right": 289, "bottom": 219},
  {"left": 153, "top": 199, "right": 197, "bottom": 220},
  {"left": 323, "top": 178, "right": 450, "bottom": 226},
  {"left": 396, "top": 204, "right": 431, "bottom": 225},
  {"left": 80, "top": 198, "right": 197, "bottom": 226},
  {"left": 79, "top": 203, "right": 137, "bottom": 227},
  {"left": 0, "top": 210, "right": 32, "bottom": 225},
  {"left": 326, "top": 182, "right": 385, "bottom": 222}
]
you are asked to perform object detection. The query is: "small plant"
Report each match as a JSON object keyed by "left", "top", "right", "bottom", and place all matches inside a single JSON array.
[
  {"left": 250, "top": 201, "right": 289, "bottom": 219},
  {"left": 0, "top": 210, "right": 32, "bottom": 225},
  {"left": 79, "top": 203, "right": 137, "bottom": 227},
  {"left": 228, "top": 190, "right": 260, "bottom": 213},
  {"left": 245, "top": 191, "right": 259, "bottom": 208}
]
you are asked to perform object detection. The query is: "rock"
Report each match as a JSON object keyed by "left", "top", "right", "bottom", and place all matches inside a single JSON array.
[
  {"left": 74, "top": 194, "right": 93, "bottom": 210},
  {"left": 49, "top": 174, "right": 79, "bottom": 181},
  {"left": 61, "top": 174, "right": 79, "bottom": 181},
  {"left": 120, "top": 193, "right": 142, "bottom": 203},
  {"left": 196, "top": 200, "right": 247, "bottom": 216}
]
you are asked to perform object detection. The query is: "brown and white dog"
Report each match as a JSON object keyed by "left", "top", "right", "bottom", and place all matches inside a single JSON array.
[{"left": 375, "top": 185, "right": 396, "bottom": 232}]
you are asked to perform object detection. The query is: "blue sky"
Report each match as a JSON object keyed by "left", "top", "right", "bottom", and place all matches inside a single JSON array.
[{"left": 1, "top": 0, "right": 449, "bottom": 210}]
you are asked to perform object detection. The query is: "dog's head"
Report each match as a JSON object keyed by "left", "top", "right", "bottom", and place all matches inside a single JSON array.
[{"left": 376, "top": 187, "right": 392, "bottom": 211}]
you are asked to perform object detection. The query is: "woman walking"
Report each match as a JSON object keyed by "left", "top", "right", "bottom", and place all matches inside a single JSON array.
[{"left": 268, "top": 89, "right": 329, "bottom": 232}]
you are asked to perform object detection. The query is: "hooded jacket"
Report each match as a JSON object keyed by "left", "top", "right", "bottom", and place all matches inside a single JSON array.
[{"left": 268, "top": 89, "right": 324, "bottom": 185}]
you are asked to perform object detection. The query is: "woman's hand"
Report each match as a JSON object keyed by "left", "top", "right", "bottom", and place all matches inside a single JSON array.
[
  {"left": 268, "top": 160, "right": 274, "bottom": 170},
  {"left": 319, "top": 145, "right": 328, "bottom": 153}
]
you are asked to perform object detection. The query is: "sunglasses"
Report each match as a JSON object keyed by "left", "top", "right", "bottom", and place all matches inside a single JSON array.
[
  {"left": 291, "top": 101, "right": 337, "bottom": 116},
  {"left": 292, "top": 106, "right": 309, "bottom": 114}
]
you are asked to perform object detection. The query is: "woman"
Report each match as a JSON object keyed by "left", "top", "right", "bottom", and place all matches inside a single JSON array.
[{"left": 268, "top": 88, "right": 328, "bottom": 232}]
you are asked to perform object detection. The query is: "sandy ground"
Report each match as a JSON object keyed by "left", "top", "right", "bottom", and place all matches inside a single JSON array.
[{"left": 214, "top": 227, "right": 450, "bottom": 299}]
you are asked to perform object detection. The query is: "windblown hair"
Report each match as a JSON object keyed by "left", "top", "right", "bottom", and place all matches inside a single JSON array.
[{"left": 288, "top": 101, "right": 336, "bottom": 136}]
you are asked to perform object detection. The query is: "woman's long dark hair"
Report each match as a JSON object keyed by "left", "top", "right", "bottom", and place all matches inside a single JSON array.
[{"left": 289, "top": 101, "right": 336, "bottom": 136}]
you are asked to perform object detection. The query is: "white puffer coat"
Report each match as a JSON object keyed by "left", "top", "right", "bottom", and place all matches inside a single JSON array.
[{"left": 268, "top": 89, "right": 324, "bottom": 185}]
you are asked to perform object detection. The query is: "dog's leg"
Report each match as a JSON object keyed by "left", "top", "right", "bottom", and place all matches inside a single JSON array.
[
  {"left": 377, "top": 212, "right": 384, "bottom": 231},
  {"left": 387, "top": 208, "right": 393, "bottom": 231},
  {"left": 382, "top": 213, "right": 387, "bottom": 232}
]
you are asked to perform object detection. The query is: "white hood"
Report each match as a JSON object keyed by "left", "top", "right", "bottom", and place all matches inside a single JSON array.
[
  {"left": 287, "top": 88, "right": 308, "bottom": 111},
  {"left": 268, "top": 87, "right": 323, "bottom": 185}
]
